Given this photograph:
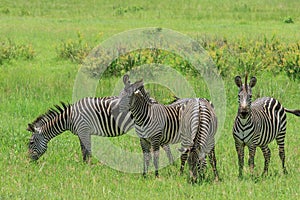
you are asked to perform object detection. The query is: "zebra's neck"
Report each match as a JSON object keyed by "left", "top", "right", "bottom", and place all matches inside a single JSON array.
[
  {"left": 39, "top": 107, "right": 71, "bottom": 141},
  {"left": 237, "top": 114, "right": 252, "bottom": 126},
  {"left": 130, "top": 93, "right": 150, "bottom": 125}
]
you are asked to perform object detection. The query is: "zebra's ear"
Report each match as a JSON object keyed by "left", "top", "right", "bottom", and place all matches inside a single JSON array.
[
  {"left": 27, "top": 124, "right": 34, "bottom": 132},
  {"left": 133, "top": 79, "right": 144, "bottom": 90},
  {"left": 234, "top": 76, "right": 242, "bottom": 88},
  {"left": 249, "top": 77, "right": 257, "bottom": 88},
  {"left": 123, "top": 74, "right": 131, "bottom": 88}
]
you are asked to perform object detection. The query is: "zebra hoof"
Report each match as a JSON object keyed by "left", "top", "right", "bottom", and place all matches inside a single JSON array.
[
  {"left": 155, "top": 171, "right": 159, "bottom": 178},
  {"left": 142, "top": 173, "right": 147, "bottom": 178}
]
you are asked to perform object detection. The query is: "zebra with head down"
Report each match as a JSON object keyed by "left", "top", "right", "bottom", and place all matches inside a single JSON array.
[{"left": 27, "top": 94, "right": 173, "bottom": 163}]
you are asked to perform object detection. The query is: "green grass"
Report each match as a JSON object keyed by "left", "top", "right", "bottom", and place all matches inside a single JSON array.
[{"left": 1, "top": 0, "right": 300, "bottom": 199}]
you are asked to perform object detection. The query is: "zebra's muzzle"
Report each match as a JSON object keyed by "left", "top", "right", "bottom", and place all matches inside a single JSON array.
[
  {"left": 239, "top": 110, "right": 249, "bottom": 119},
  {"left": 28, "top": 150, "right": 40, "bottom": 161}
]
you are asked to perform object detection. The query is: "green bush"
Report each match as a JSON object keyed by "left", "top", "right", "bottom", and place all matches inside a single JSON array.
[
  {"left": 56, "top": 32, "right": 92, "bottom": 64},
  {"left": 57, "top": 33, "right": 300, "bottom": 81},
  {"left": 200, "top": 36, "right": 300, "bottom": 80},
  {"left": 0, "top": 39, "right": 35, "bottom": 65}
]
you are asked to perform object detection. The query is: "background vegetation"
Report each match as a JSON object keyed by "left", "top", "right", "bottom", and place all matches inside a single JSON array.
[{"left": 0, "top": 0, "right": 299, "bottom": 199}]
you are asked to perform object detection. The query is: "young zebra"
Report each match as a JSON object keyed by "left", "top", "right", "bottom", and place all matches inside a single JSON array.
[
  {"left": 179, "top": 98, "right": 219, "bottom": 183},
  {"left": 233, "top": 75, "right": 300, "bottom": 177},
  {"left": 27, "top": 95, "right": 173, "bottom": 162}
]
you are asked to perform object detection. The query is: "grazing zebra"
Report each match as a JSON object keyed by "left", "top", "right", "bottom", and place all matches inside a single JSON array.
[
  {"left": 179, "top": 98, "right": 219, "bottom": 183},
  {"left": 233, "top": 75, "right": 300, "bottom": 177},
  {"left": 27, "top": 95, "right": 173, "bottom": 162}
]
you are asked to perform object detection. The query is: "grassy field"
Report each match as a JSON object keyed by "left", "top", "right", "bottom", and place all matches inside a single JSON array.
[{"left": 1, "top": 0, "right": 300, "bottom": 199}]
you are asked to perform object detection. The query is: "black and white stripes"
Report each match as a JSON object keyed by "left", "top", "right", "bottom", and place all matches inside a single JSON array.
[
  {"left": 117, "top": 75, "right": 183, "bottom": 177},
  {"left": 233, "top": 75, "right": 300, "bottom": 177},
  {"left": 27, "top": 97, "right": 134, "bottom": 161},
  {"left": 179, "top": 98, "right": 219, "bottom": 183},
  {"left": 117, "top": 75, "right": 219, "bottom": 181}
]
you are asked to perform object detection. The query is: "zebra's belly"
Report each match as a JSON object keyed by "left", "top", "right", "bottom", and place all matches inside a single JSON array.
[
  {"left": 135, "top": 125, "right": 156, "bottom": 138},
  {"left": 161, "top": 133, "right": 181, "bottom": 145}
]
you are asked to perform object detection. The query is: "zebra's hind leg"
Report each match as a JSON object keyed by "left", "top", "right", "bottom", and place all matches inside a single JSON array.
[
  {"left": 276, "top": 133, "right": 288, "bottom": 174},
  {"left": 260, "top": 145, "right": 271, "bottom": 176},
  {"left": 208, "top": 147, "right": 219, "bottom": 182},
  {"left": 140, "top": 138, "right": 151, "bottom": 177}
]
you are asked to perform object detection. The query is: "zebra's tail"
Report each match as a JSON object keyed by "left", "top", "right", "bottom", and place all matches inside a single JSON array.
[{"left": 285, "top": 108, "right": 300, "bottom": 117}]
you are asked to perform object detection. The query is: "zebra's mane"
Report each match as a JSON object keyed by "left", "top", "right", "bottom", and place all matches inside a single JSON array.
[
  {"left": 29, "top": 102, "right": 71, "bottom": 130},
  {"left": 168, "top": 96, "right": 181, "bottom": 104}
]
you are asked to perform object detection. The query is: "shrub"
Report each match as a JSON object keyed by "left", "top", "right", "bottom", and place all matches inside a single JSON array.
[
  {"left": 56, "top": 32, "right": 92, "bottom": 64},
  {"left": 58, "top": 33, "right": 300, "bottom": 81},
  {"left": 0, "top": 39, "right": 35, "bottom": 65}
]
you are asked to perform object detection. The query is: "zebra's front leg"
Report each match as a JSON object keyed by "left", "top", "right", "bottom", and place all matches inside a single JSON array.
[
  {"left": 248, "top": 145, "right": 257, "bottom": 176},
  {"left": 180, "top": 151, "right": 188, "bottom": 175},
  {"left": 235, "top": 141, "right": 245, "bottom": 178},
  {"left": 152, "top": 140, "right": 161, "bottom": 177},
  {"left": 260, "top": 145, "right": 271, "bottom": 176},
  {"left": 208, "top": 147, "right": 219, "bottom": 182},
  {"left": 162, "top": 144, "right": 174, "bottom": 165},
  {"left": 140, "top": 138, "right": 151, "bottom": 177},
  {"left": 79, "top": 136, "right": 91, "bottom": 163}
]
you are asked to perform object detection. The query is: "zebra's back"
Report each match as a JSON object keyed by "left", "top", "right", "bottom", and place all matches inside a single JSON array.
[
  {"left": 70, "top": 97, "right": 134, "bottom": 137},
  {"left": 180, "top": 98, "right": 217, "bottom": 154}
]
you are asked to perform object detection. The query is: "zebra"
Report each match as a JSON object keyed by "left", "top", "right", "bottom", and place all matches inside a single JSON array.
[
  {"left": 178, "top": 98, "right": 219, "bottom": 183},
  {"left": 233, "top": 75, "right": 300, "bottom": 177},
  {"left": 117, "top": 74, "right": 218, "bottom": 179},
  {"left": 116, "top": 75, "right": 184, "bottom": 177},
  {"left": 27, "top": 95, "right": 173, "bottom": 162}
]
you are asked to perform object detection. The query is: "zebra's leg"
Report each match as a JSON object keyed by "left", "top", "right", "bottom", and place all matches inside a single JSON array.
[
  {"left": 180, "top": 150, "right": 188, "bottom": 175},
  {"left": 276, "top": 133, "right": 288, "bottom": 174},
  {"left": 235, "top": 141, "right": 245, "bottom": 178},
  {"left": 151, "top": 138, "right": 161, "bottom": 177},
  {"left": 140, "top": 138, "right": 151, "bottom": 177},
  {"left": 78, "top": 135, "right": 92, "bottom": 163},
  {"left": 260, "top": 145, "right": 271, "bottom": 176},
  {"left": 162, "top": 144, "right": 174, "bottom": 165},
  {"left": 208, "top": 147, "right": 219, "bottom": 182},
  {"left": 247, "top": 145, "right": 257, "bottom": 176}
]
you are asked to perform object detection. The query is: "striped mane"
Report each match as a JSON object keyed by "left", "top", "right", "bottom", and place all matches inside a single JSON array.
[{"left": 28, "top": 102, "right": 70, "bottom": 131}]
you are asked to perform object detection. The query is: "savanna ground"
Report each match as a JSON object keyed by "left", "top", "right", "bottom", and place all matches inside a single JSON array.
[{"left": 0, "top": 0, "right": 300, "bottom": 199}]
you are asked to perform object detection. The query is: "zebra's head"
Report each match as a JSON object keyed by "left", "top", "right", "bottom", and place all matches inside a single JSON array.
[
  {"left": 187, "top": 147, "right": 200, "bottom": 184},
  {"left": 235, "top": 74, "right": 257, "bottom": 119},
  {"left": 118, "top": 74, "right": 144, "bottom": 112},
  {"left": 27, "top": 123, "right": 48, "bottom": 161}
]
